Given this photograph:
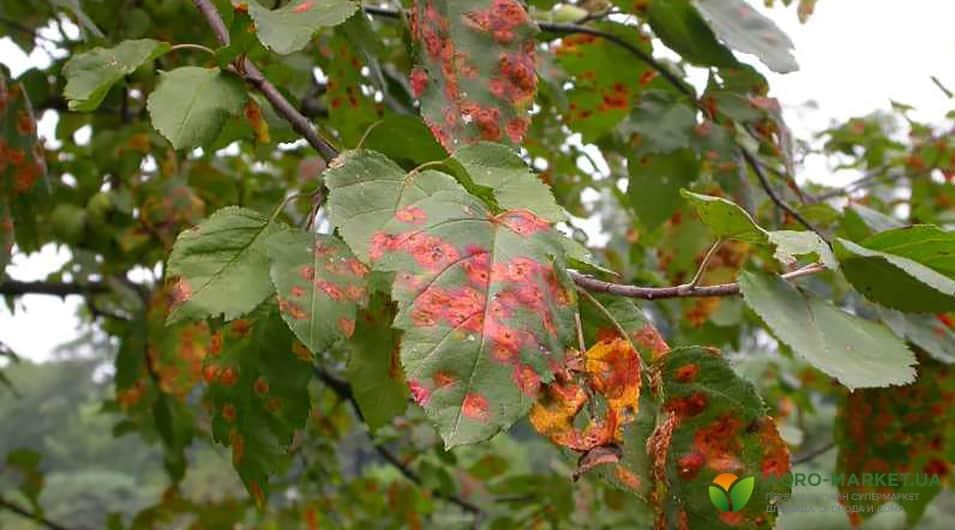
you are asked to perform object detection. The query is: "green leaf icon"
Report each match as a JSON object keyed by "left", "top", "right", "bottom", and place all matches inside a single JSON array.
[
  {"left": 729, "top": 476, "right": 756, "bottom": 512},
  {"left": 708, "top": 485, "right": 730, "bottom": 512}
]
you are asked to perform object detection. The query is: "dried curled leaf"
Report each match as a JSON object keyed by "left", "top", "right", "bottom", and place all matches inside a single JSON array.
[
  {"left": 530, "top": 337, "right": 642, "bottom": 452},
  {"left": 410, "top": 0, "right": 538, "bottom": 150}
]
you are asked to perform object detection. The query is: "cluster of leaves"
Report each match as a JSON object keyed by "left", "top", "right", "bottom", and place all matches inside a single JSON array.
[{"left": 1, "top": 0, "right": 955, "bottom": 529}]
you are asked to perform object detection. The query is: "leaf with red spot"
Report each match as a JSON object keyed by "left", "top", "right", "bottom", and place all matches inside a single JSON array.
[
  {"left": 266, "top": 229, "right": 368, "bottom": 355},
  {"left": 248, "top": 0, "right": 359, "bottom": 55},
  {"left": 369, "top": 188, "right": 578, "bottom": 446},
  {"left": 554, "top": 22, "right": 656, "bottom": 142},
  {"left": 1, "top": 70, "right": 47, "bottom": 256},
  {"left": 322, "top": 22, "right": 383, "bottom": 146},
  {"left": 410, "top": 0, "right": 539, "bottom": 150},
  {"left": 650, "top": 346, "right": 790, "bottom": 529},
  {"left": 203, "top": 303, "right": 313, "bottom": 506},
  {"left": 324, "top": 149, "right": 465, "bottom": 262},
  {"left": 834, "top": 355, "right": 955, "bottom": 526}
]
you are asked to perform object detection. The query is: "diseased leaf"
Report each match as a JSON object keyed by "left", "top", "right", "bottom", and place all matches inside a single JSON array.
[
  {"left": 651, "top": 346, "right": 790, "bottom": 529},
  {"left": 411, "top": 0, "right": 539, "bottom": 150},
  {"left": 346, "top": 294, "right": 409, "bottom": 431},
  {"left": 693, "top": 0, "right": 798, "bottom": 73},
  {"left": 835, "top": 356, "right": 955, "bottom": 526},
  {"left": 739, "top": 271, "right": 916, "bottom": 389},
  {"left": 628, "top": 149, "right": 700, "bottom": 229},
  {"left": 167, "top": 207, "right": 283, "bottom": 324},
  {"left": 680, "top": 190, "right": 768, "bottom": 243},
  {"left": 267, "top": 230, "right": 368, "bottom": 354},
  {"left": 646, "top": 0, "right": 738, "bottom": 68},
  {"left": 147, "top": 67, "right": 248, "bottom": 150},
  {"left": 248, "top": 0, "right": 359, "bottom": 55},
  {"left": 624, "top": 90, "right": 698, "bottom": 155},
  {"left": 451, "top": 142, "right": 565, "bottom": 222},
  {"left": 554, "top": 23, "right": 654, "bottom": 142},
  {"left": 530, "top": 338, "right": 641, "bottom": 452},
  {"left": 63, "top": 39, "right": 171, "bottom": 112},
  {"left": 360, "top": 115, "right": 447, "bottom": 167},
  {"left": 370, "top": 189, "right": 577, "bottom": 446},
  {"left": 0, "top": 71, "right": 47, "bottom": 254},
  {"left": 879, "top": 307, "right": 955, "bottom": 364},
  {"left": 324, "top": 149, "right": 464, "bottom": 262},
  {"left": 204, "top": 304, "right": 312, "bottom": 506},
  {"left": 323, "top": 25, "right": 381, "bottom": 146},
  {"left": 835, "top": 232, "right": 955, "bottom": 313},
  {"left": 768, "top": 230, "right": 837, "bottom": 269}
]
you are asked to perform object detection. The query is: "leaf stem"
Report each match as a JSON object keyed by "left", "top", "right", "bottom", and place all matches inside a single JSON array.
[
  {"left": 169, "top": 43, "right": 216, "bottom": 55},
  {"left": 688, "top": 238, "right": 722, "bottom": 288}
]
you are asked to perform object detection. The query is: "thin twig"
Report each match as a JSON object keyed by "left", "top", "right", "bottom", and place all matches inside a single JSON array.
[
  {"left": 570, "top": 263, "right": 825, "bottom": 301},
  {"left": 792, "top": 441, "right": 835, "bottom": 465},
  {"left": 0, "top": 280, "right": 111, "bottom": 297},
  {"left": 741, "top": 149, "right": 828, "bottom": 241},
  {"left": 312, "top": 367, "right": 483, "bottom": 516},
  {"left": 191, "top": 0, "right": 340, "bottom": 162},
  {"left": 688, "top": 239, "right": 722, "bottom": 288},
  {"left": 0, "top": 497, "right": 74, "bottom": 530}
]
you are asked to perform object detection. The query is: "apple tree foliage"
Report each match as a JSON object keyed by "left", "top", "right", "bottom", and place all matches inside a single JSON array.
[{"left": 1, "top": 0, "right": 954, "bottom": 528}]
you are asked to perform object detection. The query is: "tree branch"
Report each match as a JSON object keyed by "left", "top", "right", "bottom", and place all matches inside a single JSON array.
[
  {"left": 191, "top": 0, "right": 340, "bottom": 162},
  {"left": 792, "top": 441, "right": 835, "bottom": 465},
  {"left": 741, "top": 148, "right": 828, "bottom": 241},
  {"left": 312, "top": 366, "right": 482, "bottom": 516},
  {"left": 0, "top": 497, "right": 75, "bottom": 530},
  {"left": 0, "top": 280, "right": 111, "bottom": 298},
  {"left": 570, "top": 263, "right": 825, "bottom": 300}
]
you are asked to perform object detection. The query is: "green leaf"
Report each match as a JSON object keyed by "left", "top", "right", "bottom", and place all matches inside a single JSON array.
[
  {"left": 624, "top": 91, "right": 698, "bottom": 155},
  {"left": 205, "top": 304, "right": 312, "bottom": 506},
  {"left": 324, "top": 149, "right": 464, "bottom": 262},
  {"left": 451, "top": 142, "right": 565, "bottom": 222},
  {"left": 835, "top": 233, "right": 955, "bottom": 313},
  {"left": 0, "top": 199, "right": 12, "bottom": 276},
  {"left": 248, "top": 0, "right": 358, "bottom": 55},
  {"left": 680, "top": 190, "right": 768, "bottom": 243},
  {"left": 345, "top": 294, "right": 409, "bottom": 431},
  {"left": 768, "top": 230, "right": 837, "bottom": 269},
  {"left": 266, "top": 229, "right": 368, "bottom": 354},
  {"left": 879, "top": 307, "right": 955, "bottom": 364},
  {"left": 411, "top": 0, "right": 539, "bottom": 150},
  {"left": 693, "top": 0, "right": 798, "bottom": 74},
  {"left": 708, "top": 485, "right": 730, "bottom": 512},
  {"left": 728, "top": 476, "right": 755, "bottom": 512},
  {"left": 147, "top": 67, "right": 248, "bottom": 150},
  {"left": 628, "top": 149, "right": 700, "bottom": 229},
  {"left": 652, "top": 346, "right": 790, "bottom": 528},
  {"left": 835, "top": 357, "right": 955, "bottom": 526},
  {"left": 739, "top": 271, "right": 916, "bottom": 389},
  {"left": 63, "top": 39, "right": 171, "bottom": 112},
  {"left": 5, "top": 448, "right": 44, "bottom": 512},
  {"left": 841, "top": 203, "right": 903, "bottom": 240},
  {"left": 646, "top": 0, "right": 738, "bottom": 68},
  {"left": 167, "top": 206, "right": 283, "bottom": 324},
  {"left": 371, "top": 189, "right": 578, "bottom": 447}
]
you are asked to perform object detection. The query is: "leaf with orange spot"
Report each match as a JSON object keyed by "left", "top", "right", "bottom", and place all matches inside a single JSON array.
[
  {"left": 266, "top": 229, "right": 368, "bottom": 355},
  {"left": 834, "top": 355, "right": 955, "bottom": 526},
  {"left": 1, "top": 70, "right": 47, "bottom": 258},
  {"left": 204, "top": 303, "right": 312, "bottom": 504},
  {"left": 554, "top": 22, "right": 655, "bottom": 142},
  {"left": 650, "top": 346, "right": 790, "bottom": 529},
  {"left": 370, "top": 187, "right": 578, "bottom": 447},
  {"left": 322, "top": 22, "right": 382, "bottom": 146},
  {"left": 530, "top": 337, "right": 642, "bottom": 453},
  {"left": 410, "top": 0, "right": 539, "bottom": 150}
]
